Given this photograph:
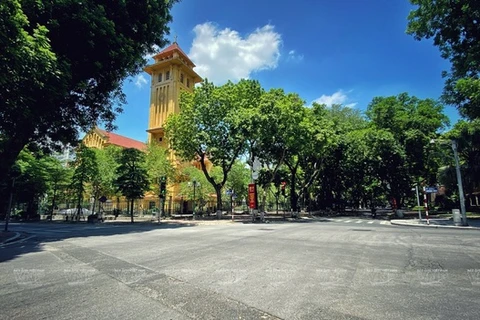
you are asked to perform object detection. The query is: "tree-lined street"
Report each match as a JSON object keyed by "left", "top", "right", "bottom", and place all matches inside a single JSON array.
[{"left": 1, "top": 222, "right": 479, "bottom": 319}]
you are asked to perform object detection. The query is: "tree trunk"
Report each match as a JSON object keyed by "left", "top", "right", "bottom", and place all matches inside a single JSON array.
[
  {"left": 76, "top": 193, "right": 82, "bottom": 222},
  {"left": 51, "top": 182, "right": 57, "bottom": 219},
  {"left": 130, "top": 199, "right": 134, "bottom": 223},
  {"left": 290, "top": 169, "right": 298, "bottom": 212},
  {"left": 215, "top": 186, "right": 222, "bottom": 219},
  {"left": 0, "top": 135, "right": 30, "bottom": 206},
  {"left": 91, "top": 193, "right": 97, "bottom": 218}
]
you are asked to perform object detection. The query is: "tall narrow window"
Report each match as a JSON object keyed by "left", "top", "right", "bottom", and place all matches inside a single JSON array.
[
  {"left": 187, "top": 78, "right": 190, "bottom": 88},
  {"left": 180, "top": 73, "right": 184, "bottom": 84},
  {"left": 157, "top": 73, "right": 162, "bottom": 82},
  {"left": 166, "top": 71, "right": 170, "bottom": 80}
]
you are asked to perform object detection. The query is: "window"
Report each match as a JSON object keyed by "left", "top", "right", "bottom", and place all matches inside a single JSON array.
[
  {"left": 166, "top": 71, "right": 170, "bottom": 80},
  {"left": 187, "top": 78, "right": 190, "bottom": 88},
  {"left": 158, "top": 137, "right": 163, "bottom": 142},
  {"left": 180, "top": 73, "right": 184, "bottom": 84},
  {"left": 157, "top": 73, "right": 162, "bottom": 82}
]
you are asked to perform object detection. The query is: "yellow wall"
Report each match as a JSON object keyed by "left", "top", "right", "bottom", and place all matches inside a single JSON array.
[
  {"left": 144, "top": 45, "right": 206, "bottom": 202},
  {"left": 82, "top": 129, "right": 107, "bottom": 149}
]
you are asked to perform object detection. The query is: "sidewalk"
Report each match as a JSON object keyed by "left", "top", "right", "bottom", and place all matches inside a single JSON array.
[{"left": 391, "top": 218, "right": 480, "bottom": 230}]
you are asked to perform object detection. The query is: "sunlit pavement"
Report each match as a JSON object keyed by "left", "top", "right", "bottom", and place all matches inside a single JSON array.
[{"left": 1, "top": 221, "right": 479, "bottom": 319}]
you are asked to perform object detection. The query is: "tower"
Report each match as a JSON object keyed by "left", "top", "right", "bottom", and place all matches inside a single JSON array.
[
  {"left": 144, "top": 42, "right": 202, "bottom": 146},
  {"left": 144, "top": 42, "right": 204, "bottom": 213}
]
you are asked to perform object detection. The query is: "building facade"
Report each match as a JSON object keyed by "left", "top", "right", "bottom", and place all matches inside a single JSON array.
[
  {"left": 80, "top": 42, "right": 213, "bottom": 215},
  {"left": 83, "top": 127, "right": 146, "bottom": 150}
]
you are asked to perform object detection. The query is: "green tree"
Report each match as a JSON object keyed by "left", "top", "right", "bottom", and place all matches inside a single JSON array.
[
  {"left": 254, "top": 89, "right": 309, "bottom": 211},
  {"left": 0, "top": 0, "right": 178, "bottom": 194},
  {"left": 225, "top": 161, "right": 250, "bottom": 203},
  {"left": 366, "top": 93, "right": 449, "bottom": 189},
  {"left": 178, "top": 166, "right": 217, "bottom": 213},
  {"left": 406, "top": 0, "right": 480, "bottom": 119},
  {"left": 115, "top": 148, "right": 149, "bottom": 223},
  {"left": 345, "top": 128, "right": 407, "bottom": 212},
  {"left": 439, "top": 119, "right": 480, "bottom": 205},
  {"left": 11, "top": 150, "right": 50, "bottom": 219},
  {"left": 310, "top": 104, "right": 367, "bottom": 210},
  {"left": 165, "top": 79, "right": 259, "bottom": 218},
  {"left": 0, "top": 0, "right": 58, "bottom": 201},
  {"left": 90, "top": 145, "right": 122, "bottom": 215},
  {"left": 71, "top": 144, "right": 98, "bottom": 219},
  {"left": 145, "top": 142, "right": 174, "bottom": 198},
  {"left": 93, "top": 146, "right": 122, "bottom": 197},
  {"left": 44, "top": 157, "right": 72, "bottom": 217}
]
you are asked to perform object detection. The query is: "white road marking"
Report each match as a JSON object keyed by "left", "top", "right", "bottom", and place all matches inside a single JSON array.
[
  {"left": 368, "top": 221, "right": 374, "bottom": 224},
  {"left": 344, "top": 220, "right": 352, "bottom": 223},
  {"left": 355, "top": 220, "right": 363, "bottom": 224}
]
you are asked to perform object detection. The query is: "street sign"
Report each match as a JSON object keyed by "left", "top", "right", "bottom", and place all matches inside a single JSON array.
[
  {"left": 248, "top": 184, "right": 257, "bottom": 209},
  {"left": 252, "top": 157, "right": 261, "bottom": 180},
  {"left": 425, "top": 187, "right": 438, "bottom": 193}
]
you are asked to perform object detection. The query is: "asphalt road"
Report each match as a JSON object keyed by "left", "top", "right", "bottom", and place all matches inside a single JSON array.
[{"left": 1, "top": 220, "right": 479, "bottom": 320}]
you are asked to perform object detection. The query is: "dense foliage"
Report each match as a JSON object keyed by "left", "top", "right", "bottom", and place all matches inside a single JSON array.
[
  {"left": 407, "top": 0, "right": 480, "bottom": 120},
  {"left": 0, "top": 0, "right": 178, "bottom": 200},
  {"left": 166, "top": 79, "right": 476, "bottom": 214}
]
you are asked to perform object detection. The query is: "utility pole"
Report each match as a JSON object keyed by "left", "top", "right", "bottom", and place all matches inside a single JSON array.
[
  {"left": 431, "top": 139, "right": 468, "bottom": 226},
  {"left": 452, "top": 140, "right": 467, "bottom": 226},
  {"left": 192, "top": 180, "right": 196, "bottom": 220}
]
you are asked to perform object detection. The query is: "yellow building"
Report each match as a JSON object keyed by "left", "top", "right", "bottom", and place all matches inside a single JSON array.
[
  {"left": 144, "top": 41, "right": 202, "bottom": 145},
  {"left": 81, "top": 42, "right": 214, "bottom": 215},
  {"left": 82, "top": 127, "right": 146, "bottom": 150}
]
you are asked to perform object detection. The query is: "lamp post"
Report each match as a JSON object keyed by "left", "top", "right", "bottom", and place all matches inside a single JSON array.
[{"left": 431, "top": 139, "right": 468, "bottom": 226}]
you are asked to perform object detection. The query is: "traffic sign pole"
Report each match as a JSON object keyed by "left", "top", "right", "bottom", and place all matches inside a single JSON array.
[{"left": 423, "top": 187, "right": 430, "bottom": 225}]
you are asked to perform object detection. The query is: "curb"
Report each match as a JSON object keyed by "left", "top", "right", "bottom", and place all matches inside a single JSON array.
[
  {"left": 0, "top": 232, "right": 21, "bottom": 245},
  {"left": 390, "top": 220, "right": 480, "bottom": 230}
]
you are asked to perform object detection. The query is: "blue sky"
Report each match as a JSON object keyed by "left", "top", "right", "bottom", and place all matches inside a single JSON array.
[{"left": 113, "top": 0, "right": 459, "bottom": 142}]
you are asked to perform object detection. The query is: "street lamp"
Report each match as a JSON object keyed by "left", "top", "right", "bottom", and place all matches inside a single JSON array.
[{"left": 430, "top": 139, "right": 468, "bottom": 226}]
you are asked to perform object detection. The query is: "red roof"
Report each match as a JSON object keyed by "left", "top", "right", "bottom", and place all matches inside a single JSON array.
[
  {"left": 98, "top": 129, "right": 146, "bottom": 150},
  {"left": 152, "top": 42, "right": 196, "bottom": 67}
]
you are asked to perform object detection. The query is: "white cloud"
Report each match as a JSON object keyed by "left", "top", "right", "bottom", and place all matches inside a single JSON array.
[
  {"left": 312, "top": 90, "right": 357, "bottom": 108},
  {"left": 134, "top": 74, "right": 148, "bottom": 88},
  {"left": 287, "top": 50, "right": 304, "bottom": 62},
  {"left": 188, "top": 22, "right": 282, "bottom": 84}
]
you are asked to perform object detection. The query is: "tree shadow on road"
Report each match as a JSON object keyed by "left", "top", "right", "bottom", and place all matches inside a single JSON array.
[{"left": 0, "top": 221, "right": 195, "bottom": 263}]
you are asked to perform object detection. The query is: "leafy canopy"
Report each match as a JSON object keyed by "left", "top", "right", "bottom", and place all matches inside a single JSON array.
[
  {"left": 407, "top": 0, "right": 480, "bottom": 119},
  {"left": 0, "top": 0, "right": 178, "bottom": 190}
]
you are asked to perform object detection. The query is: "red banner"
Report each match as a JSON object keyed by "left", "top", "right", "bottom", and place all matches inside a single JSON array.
[{"left": 248, "top": 184, "right": 257, "bottom": 209}]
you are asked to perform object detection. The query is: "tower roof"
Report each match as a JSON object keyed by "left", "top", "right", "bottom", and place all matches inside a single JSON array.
[{"left": 152, "top": 42, "right": 196, "bottom": 68}]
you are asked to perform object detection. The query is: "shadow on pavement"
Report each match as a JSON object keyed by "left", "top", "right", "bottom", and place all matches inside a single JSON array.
[{"left": 0, "top": 221, "right": 194, "bottom": 264}]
